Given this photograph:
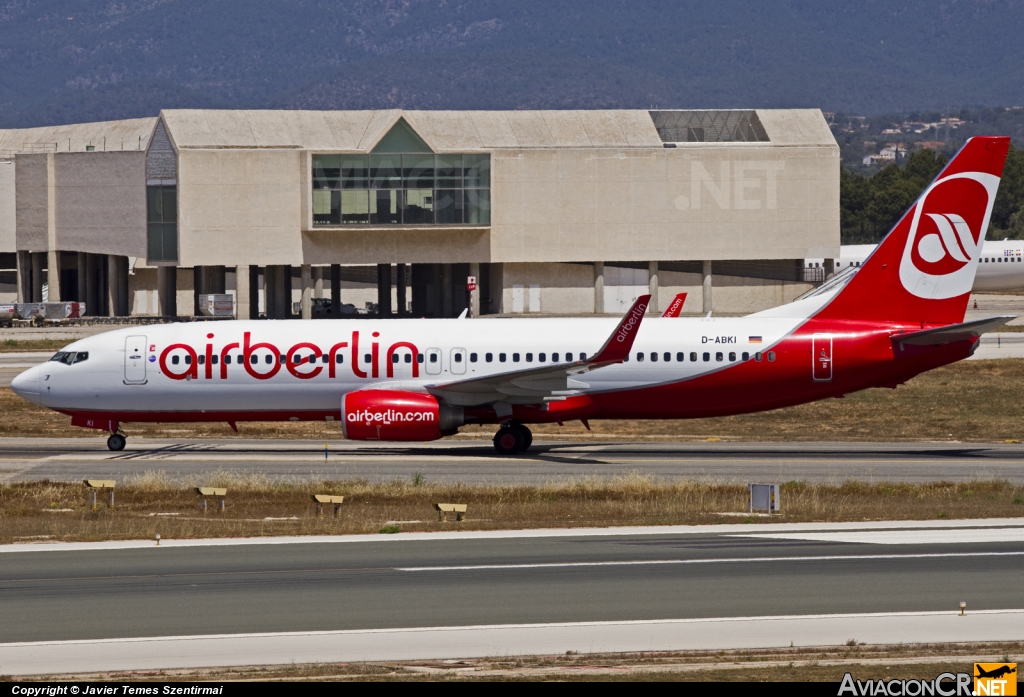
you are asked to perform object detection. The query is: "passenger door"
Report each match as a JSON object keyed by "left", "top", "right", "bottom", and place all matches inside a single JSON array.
[
  {"left": 812, "top": 334, "right": 832, "bottom": 382},
  {"left": 124, "top": 335, "right": 148, "bottom": 384}
]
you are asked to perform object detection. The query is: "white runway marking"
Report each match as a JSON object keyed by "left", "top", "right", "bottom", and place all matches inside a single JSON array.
[
  {"left": 3, "top": 610, "right": 1023, "bottom": 675},
  {"left": 3, "top": 517, "right": 1024, "bottom": 553},
  {"left": 739, "top": 528, "right": 1024, "bottom": 545},
  {"left": 395, "top": 550, "right": 1024, "bottom": 572}
]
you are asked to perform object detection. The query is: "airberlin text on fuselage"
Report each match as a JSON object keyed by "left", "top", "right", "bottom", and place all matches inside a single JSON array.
[{"left": 158, "top": 331, "right": 419, "bottom": 381}]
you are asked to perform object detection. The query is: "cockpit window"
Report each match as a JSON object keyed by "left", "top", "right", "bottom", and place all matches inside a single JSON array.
[{"left": 49, "top": 351, "right": 88, "bottom": 365}]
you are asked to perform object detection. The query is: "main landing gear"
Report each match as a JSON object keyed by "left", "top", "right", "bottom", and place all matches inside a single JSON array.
[
  {"left": 107, "top": 432, "right": 127, "bottom": 452},
  {"left": 493, "top": 422, "right": 532, "bottom": 455}
]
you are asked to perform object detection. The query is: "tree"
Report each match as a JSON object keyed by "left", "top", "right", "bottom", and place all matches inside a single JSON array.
[
  {"left": 841, "top": 149, "right": 948, "bottom": 244},
  {"left": 990, "top": 145, "right": 1024, "bottom": 239}
]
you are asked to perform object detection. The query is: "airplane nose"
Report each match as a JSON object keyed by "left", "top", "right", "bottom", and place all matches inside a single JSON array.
[{"left": 10, "top": 365, "right": 40, "bottom": 398}]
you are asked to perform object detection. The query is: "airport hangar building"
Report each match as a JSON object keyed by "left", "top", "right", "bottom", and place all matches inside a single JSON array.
[{"left": 0, "top": 108, "right": 839, "bottom": 319}]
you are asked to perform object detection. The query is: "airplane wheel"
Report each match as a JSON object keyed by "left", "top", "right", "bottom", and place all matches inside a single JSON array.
[
  {"left": 515, "top": 424, "right": 533, "bottom": 451},
  {"left": 493, "top": 426, "right": 523, "bottom": 455},
  {"left": 107, "top": 434, "right": 126, "bottom": 452}
]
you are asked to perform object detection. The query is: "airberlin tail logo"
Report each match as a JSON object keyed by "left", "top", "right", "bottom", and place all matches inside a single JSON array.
[{"left": 899, "top": 171, "right": 1000, "bottom": 299}]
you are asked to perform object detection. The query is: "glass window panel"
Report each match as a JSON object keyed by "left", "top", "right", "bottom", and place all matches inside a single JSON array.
[
  {"left": 403, "top": 154, "right": 434, "bottom": 189},
  {"left": 147, "top": 186, "right": 162, "bottom": 222},
  {"left": 402, "top": 189, "right": 434, "bottom": 224},
  {"left": 369, "top": 189, "right": 399, "bottom": 224},
  {"left": 147, "top": 222, "right": 164, "bottom": 260},
  {"left": 465, "top": 189, "right": 490, "bottom": 225},
  {"left": 161, "top": 223, "right": 177, "bottom": 261},
  {"left": 369, "top": 154, "right": 402, "bottom": 189},
  {"left": 463, "top": 154, "right": 490, "bottom": 188},
  {"left": 161, "top": 187, "right": 177, "bottom": 223},
  {"left": 341, "top": 190, "right": 369, "bottom": 224},
  {"left": 433, "top": 189, "right": 463, "bottom": 224},
  {"left": 313, "top": 154, "right": 341, "bottom": 189},
  {"left": 341, "top": 155, "right": 369, "bottom": 190},
  {"left": 312, "top": 190, "right": 339, "bottom": 225},
  {"left": 435, "top": 154, "right": 462, "bottom": 188}
]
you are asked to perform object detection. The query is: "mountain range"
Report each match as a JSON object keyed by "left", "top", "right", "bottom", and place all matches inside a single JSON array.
[{"left": 1, "top": 0, "right": 1023, "bottom": 127}]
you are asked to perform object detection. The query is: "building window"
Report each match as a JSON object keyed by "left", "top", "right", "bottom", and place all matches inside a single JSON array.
[
  {"left": 312, "top": 154, "right": 490, "bottom": 227},
  {"left": 649, "top": 110, "right": 770, "bottom": 143},
  {"left": 147, "top": 185, "right": 177, "bottom": 262}
]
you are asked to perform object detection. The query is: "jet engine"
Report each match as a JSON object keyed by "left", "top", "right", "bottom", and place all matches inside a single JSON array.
[{"left": 341, "top": 389, "right": 464, "bottom": 441}]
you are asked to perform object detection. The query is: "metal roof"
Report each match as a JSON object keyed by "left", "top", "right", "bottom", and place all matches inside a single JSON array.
[
  {"left": 0, "top": 109, "right": 835, "bottom": 155},
  {"left": 0, "top": 117, "right": 157, "bottom": 155},
  {"left": 158, "top": 108, "right": 835, "bottom": 151}
]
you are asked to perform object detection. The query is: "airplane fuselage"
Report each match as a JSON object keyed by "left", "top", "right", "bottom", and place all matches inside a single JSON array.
[{"left": 12, "top": 314, "right": 970, "bottom": 426}]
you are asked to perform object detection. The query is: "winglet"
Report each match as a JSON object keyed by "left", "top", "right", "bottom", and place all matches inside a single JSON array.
[
  {"left": 661, "top": 292, "right": 687, "bottom": 318},
  {"left": 590, "top": 294, "right": 650, "bottom": 364}
]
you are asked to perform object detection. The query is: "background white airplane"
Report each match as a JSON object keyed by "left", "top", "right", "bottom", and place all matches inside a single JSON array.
[{"left": 807, "top": 240, "right": 1024, "bottom": 291}]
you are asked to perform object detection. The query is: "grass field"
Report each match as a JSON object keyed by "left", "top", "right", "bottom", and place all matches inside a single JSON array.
[
  {"left": 16, "top": 642, "right": 1022, "bottom": 682},
  {"left": 0, "top": 339, "right": 72, "bottom": 352},
  {"left": 2, "top": 475, "right": 1021, "bottom": 544},
  {"left": 3, "top": 359, "right": 1024, "bottom": 442}
]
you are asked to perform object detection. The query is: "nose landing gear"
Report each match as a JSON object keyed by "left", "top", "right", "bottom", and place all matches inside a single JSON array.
[
  {"left": 493, "top": 422, "right": 532, "bottom": 455},
  {"left": 106, "top": 432, "right": 127, "bottom": 451}
]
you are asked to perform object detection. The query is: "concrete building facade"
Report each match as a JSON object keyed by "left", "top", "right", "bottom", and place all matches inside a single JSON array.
[{"left": 0, "top": 108, "right": 839, "bottom": 318}]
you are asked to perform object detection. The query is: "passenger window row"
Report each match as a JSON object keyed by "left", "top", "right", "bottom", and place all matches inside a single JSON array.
[
  {"left": 166, "top": 348, "right": 777, "bottom": 368},
  {"left": 630, "top": 350, "right": 776, "bottom": 363}
]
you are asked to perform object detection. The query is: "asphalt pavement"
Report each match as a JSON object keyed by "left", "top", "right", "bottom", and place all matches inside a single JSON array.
[
  {"left": 1, "top": 437, "right": 1023, "bottom": 484},
  {"left": 1, "top": 519, "right": 1023, "bottom": 673}
]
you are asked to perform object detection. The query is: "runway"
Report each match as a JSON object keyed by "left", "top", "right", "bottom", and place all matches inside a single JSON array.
[
  {"left": 1, "top": 518, "right": 1023, "bottom": 674},
  {"left": 2, "top": 437, "right": 1023, "bottom": 484}
]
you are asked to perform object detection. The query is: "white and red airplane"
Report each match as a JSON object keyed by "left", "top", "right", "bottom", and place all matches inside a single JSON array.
[{"left": 11, "top": 137, "right": 1012, "bottom": 455}]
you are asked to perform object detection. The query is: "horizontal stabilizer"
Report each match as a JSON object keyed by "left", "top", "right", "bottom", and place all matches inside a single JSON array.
[{"left": 893, "top": 316, "right": 1016, "bottom": 346}]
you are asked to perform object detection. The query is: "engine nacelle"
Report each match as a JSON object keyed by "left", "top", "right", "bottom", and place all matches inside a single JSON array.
[{"left": 341, "top": 390, "right": 464, "bottom": 441}]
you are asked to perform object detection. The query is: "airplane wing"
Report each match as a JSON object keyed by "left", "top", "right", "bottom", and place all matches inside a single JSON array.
[
  {"left": 427, "top": 295, "right": 651, "bottom": 407},
  {"left": 893, "top": 315, "right": 1016, "bottom": 347},
  {"left": 661, "top": 292, "right": 687, "bottom": 318}
]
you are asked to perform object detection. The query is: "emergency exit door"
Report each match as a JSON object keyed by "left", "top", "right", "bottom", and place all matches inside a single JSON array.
[
  {"left": 812, "top": 334, "right": 832, "bottom": 382},
  {"left": 124, "top": 335, "right": 148, "bottom": 384}
]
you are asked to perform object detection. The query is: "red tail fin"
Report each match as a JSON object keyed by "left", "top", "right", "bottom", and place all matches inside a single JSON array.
[{"left": 817, "top": 136, "right": 1010, "bottom": 325}]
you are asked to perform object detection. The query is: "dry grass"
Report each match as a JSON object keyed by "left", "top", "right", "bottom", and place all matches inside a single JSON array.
[
  {"left": 14, "top": 642, "right": 1022, "bottom": 682},
  {"left": 2, "top": 474, "right": 1021, "bottom": 544},
  {"left": 0, "top": 339, "right": 69, "bottom": 352},
  {"left": 7, "top": 359, "right": 1024, "bottom": 442}
]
